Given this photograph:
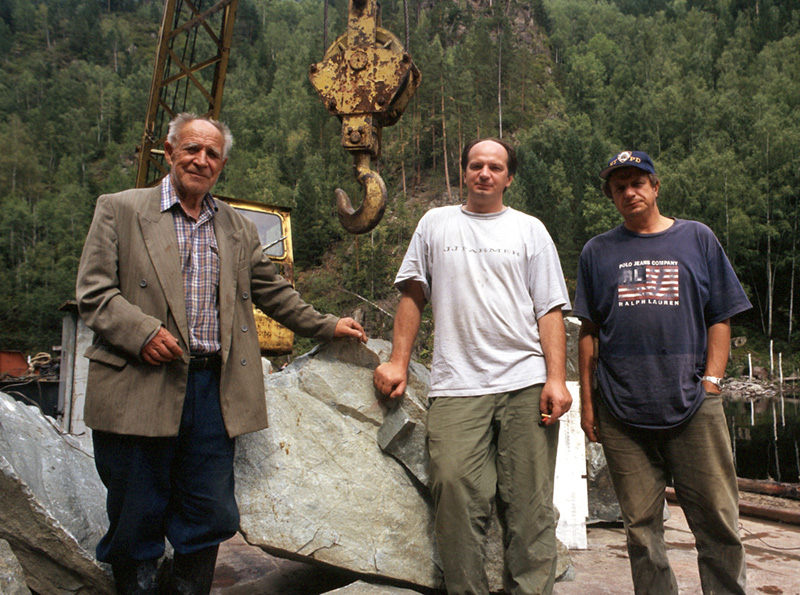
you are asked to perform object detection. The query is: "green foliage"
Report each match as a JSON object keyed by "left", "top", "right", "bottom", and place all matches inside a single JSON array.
[
  {"left": 0, "top": 0, "right": 798, "bottom": 359},
  {"left": 543, "top": 0, "right": 800, "bottom": 342}
]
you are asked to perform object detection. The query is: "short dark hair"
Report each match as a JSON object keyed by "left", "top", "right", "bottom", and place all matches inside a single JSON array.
[{"left": 461, "top": 138, "right": 517, "bottom": 177}]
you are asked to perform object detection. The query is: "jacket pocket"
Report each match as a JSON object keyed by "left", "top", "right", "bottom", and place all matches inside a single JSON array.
[{"left": 84, "top": 344, "right": 129, "bottom": 370}]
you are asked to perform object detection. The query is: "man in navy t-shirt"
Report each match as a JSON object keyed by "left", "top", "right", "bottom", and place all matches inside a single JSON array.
[{"left": 573, "top": 151, "right": 750, "bottom": 594}]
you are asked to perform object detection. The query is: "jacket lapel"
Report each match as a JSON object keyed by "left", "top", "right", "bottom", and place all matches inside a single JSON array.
[
  {"left": 214, "top": 205, "right": 241, "bottom": 361},
  {"left": 215, "top": 208, "right": 240, "bottom": 361},
  {"left": 139, "top": 189, "right": 191, "bottom": 350}
]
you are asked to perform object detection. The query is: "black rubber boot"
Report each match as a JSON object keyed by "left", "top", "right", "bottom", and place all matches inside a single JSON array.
[
  {"left": 159, "top": 546, "right": 219, "bottom": 595},
  {"left": 111, "top": 559, "right": 158, "bottom": 595}
]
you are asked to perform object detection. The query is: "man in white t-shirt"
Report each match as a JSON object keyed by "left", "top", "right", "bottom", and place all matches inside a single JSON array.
[{"left": 374, "top": 139, "right": 571, "bottom": 595}]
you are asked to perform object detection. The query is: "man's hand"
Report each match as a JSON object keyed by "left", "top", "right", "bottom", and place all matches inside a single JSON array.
[
  {"left": 374, "top": 362, "right": 407, "bottom": 399},
  {"left": 580, "top": 398, "right": 599, "bottom": 442},
  {"left": 141, "top": 327, "right": 183, "bottom": 365},
  {"left": 539, "top": 379, "right": 572, "bottom": 426},
  {"left": 333, "top": 317, "right": 368, "bottom": 343},
  {"left": 701, "top": 379, "right": 722, "bottom": 395},
  {"left": 373, "top": 280, "right": 425, "bottom": 401}
]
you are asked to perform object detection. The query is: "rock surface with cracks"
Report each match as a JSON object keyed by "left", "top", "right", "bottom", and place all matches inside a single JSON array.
[
  {"left": 0, "top": 392, "right": 114, "bottom": 594},
  {"left": 235, "top": 338, "right": 572, "bottom": 591}
]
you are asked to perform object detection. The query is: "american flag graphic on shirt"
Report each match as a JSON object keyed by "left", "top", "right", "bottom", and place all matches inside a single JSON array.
[{"left": 618, "top": 262, "right": 680, "bottom": 304}]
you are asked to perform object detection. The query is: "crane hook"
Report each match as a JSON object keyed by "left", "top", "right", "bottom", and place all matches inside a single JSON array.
[
  {"left": 336, "top": 151, "right": 387, "bottom": 235},
  {"left": 309, "top": 0, "right": 420, "bottom": 235}
]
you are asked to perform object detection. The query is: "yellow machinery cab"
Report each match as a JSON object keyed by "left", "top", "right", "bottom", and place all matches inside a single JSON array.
[{"left": 217, "top": 196, "right": 295, "bottom": 356}]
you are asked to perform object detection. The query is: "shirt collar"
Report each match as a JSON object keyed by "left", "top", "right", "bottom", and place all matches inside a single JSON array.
[{"left": 160, "top": 175, "right": 217, "bottom": 219}]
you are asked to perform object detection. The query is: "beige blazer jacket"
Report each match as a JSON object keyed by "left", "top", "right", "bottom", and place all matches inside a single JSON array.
[{"left": 76, "top": 187, "right": 338, "bottom": 438}]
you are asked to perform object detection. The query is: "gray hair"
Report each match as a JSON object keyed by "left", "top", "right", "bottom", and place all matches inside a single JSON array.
[{"left": 167, "top": 112, "right": 234, "bottom": 158}]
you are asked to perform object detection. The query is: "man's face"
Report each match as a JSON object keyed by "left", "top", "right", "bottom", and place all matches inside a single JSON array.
[
  {"left": 164, "top": 119, "right": 227, "bottom": 203},
  {"left": 463, "top": 140, "right": 513, "bottom": 213},
  {"left": 607, "top": 167, "right": 659, "bottom": 220}
]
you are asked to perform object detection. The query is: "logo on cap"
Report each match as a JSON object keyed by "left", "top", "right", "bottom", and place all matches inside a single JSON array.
[{"left": 600, "top": 150, "right": 655, "bottom": 179}]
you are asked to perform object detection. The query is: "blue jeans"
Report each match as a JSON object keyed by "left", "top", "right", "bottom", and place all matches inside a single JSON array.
[
  {"left": 597, "top": 395, "right": 746, "bottom": 595},
  {"left": 93, "top": 368, "right": 238, "bottom": 563},
  {"left": 427, "top": 385, "right": 559, "bottom": 595}
]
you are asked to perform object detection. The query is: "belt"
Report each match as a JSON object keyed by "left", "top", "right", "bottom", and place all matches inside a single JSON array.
[{"left": 188, "top": 353, "right": 221, "bottom": 372}]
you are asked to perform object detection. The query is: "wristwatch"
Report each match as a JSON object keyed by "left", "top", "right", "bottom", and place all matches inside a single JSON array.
[{"left": 701, "top": 375, "right": 723, "bottom": 390}]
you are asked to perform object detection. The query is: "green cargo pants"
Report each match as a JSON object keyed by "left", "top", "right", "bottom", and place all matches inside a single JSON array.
[{"left": 427, "top": 385, "right": 559, "bottom": 595}]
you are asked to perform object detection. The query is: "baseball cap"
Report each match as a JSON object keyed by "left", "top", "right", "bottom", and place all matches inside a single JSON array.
[{"left": 599, "top": 151, "right": 656, "bottom": 179}]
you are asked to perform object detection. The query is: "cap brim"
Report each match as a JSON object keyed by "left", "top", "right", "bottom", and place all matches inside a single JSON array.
[{"left": 599, "top": 162, "right": 653, "bottom": 179}]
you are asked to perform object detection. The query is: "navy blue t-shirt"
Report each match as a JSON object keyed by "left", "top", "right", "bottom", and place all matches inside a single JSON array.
[{"left": 573, "top": 219, "right": 751, "bottom": 429}]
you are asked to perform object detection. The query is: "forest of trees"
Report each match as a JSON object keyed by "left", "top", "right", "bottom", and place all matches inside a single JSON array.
[{"left": 1, "top": 0, "right": 799, "bottom": 370}]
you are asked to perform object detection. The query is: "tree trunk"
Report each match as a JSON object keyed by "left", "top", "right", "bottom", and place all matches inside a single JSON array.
[
  {"left": 458, "top": 105, "right": 463, "bottom": 200},
  {"left": 765, "top": 133, "right": 773, "bottom": 338},
  {"left": 520, "top": 57, "right": 525, "bottom": 115},
  {"left": 724, "top": 172, "right": 730, "bottom": 255},
  {"left": 431, "top": 101, "right": 436, "bottom": 173},
  {"left": 497, "top": 27, "right": 503, "bottom": 138},
  {"left": 400, "top": 125, "right": 407, "bottom": 200},
  {"left": 414, "top": 95, "right": 421, "bottom": 189},
  {"left": 441, "top": 78, "right": 451, "bottom": 202},
  {"left": 789, "top": 204, "right": 797, "bottom": 341}
]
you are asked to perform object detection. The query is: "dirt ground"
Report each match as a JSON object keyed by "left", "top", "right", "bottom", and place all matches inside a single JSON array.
[
  {"left": 554, "top": 498, "right": 800, "bottom": 595},
  {"left": 210, "top": 493, "right": 800, "bottom": 595}
]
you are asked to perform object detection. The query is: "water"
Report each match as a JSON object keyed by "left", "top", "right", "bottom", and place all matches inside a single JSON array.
[{"left": 725, "top": 394, "right": 800, "bottom": 484}]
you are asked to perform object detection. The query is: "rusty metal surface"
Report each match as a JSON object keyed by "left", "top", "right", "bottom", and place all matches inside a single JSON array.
[
  {"left": 309, "top": 31, "right": 419, "bottom": 128},
  {"left": 308, "top": 0, "right": 420, "bottom": 234},
  {"left": 334, "top": 153, "right": 387, "bottom": 235}
]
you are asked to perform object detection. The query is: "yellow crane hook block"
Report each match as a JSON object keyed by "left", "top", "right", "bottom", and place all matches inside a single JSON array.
[{"left": 309, "top": 0, "right": 421, "bottom": 234}]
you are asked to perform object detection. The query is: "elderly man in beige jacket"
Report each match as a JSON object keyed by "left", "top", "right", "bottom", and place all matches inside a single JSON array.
[{"left": 77, "top": 113, "right": 365, "bottom": 595}]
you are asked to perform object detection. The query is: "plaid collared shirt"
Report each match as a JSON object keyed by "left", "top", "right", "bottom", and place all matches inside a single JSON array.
[{"left": 161, "top": 176, "right": 221, "bottom": 354}]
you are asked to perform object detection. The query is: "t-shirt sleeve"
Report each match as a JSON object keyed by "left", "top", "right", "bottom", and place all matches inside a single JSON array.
[
  {"left": 703, "top": 228, "right": 752, "bottom": 325},
  {"left": 394, "top": 219, "right": 431, "bottom": 299},
  {"left": 572, "top": 244, "right": 596, "bottom": 323},
  {"left": 528, "top": 233, "right": 571, "bottom": 319}
]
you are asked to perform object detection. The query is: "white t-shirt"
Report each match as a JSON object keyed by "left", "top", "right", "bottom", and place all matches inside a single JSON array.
[{"left": 395, "top": 205, "right": 570, "bottom": 397}]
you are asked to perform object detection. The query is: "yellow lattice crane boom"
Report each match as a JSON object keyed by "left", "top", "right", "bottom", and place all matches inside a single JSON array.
[
  {"left": 135, "top": 0, "right": 238, "bottom": 188},
  {"left": 134, "top": 0, "right": 420, "bottom": 352}
]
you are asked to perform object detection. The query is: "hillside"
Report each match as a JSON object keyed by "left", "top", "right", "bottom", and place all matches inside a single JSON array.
[{"left": 1, "top": 0, "right": 799, "bottom": 374}]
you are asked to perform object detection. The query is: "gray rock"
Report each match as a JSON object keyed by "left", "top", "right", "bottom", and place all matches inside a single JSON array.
[
  {"left": 565, "top": 317, "right": 581, "bottom": 382},
  {"left": 0, "top": 539, "right": 31, "bottom": 595},
  {"left": 236, "top": 339, "right": 572, "bottom": 592},
  {"left": 236, "top": 339, "right": 440, "bottom": 588},
  {"left": 0, "top": 392, "right": 114, "bottom": 594},
  {"left": 325, "top": 581, "right": 423, "bottom": 594},
  {"left": 724, "top": 379, "right": 775, "bottom": 400},
  {"left": 585, "top": 442, "right": 622, "bottom": 523},
  {"left": 373, "top": 344, "right": 431, "bottom": 488}
]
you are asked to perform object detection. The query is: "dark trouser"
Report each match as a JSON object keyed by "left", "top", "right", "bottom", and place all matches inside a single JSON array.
[
  {"left": 93, "top": 368, "right": 239, "bottom": 565},
  {"left": 427, "top": 385, "right": 559, "bottom": 595},
  {"left": 596, "top": 395, "right": 746, "bottom": 595}
]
